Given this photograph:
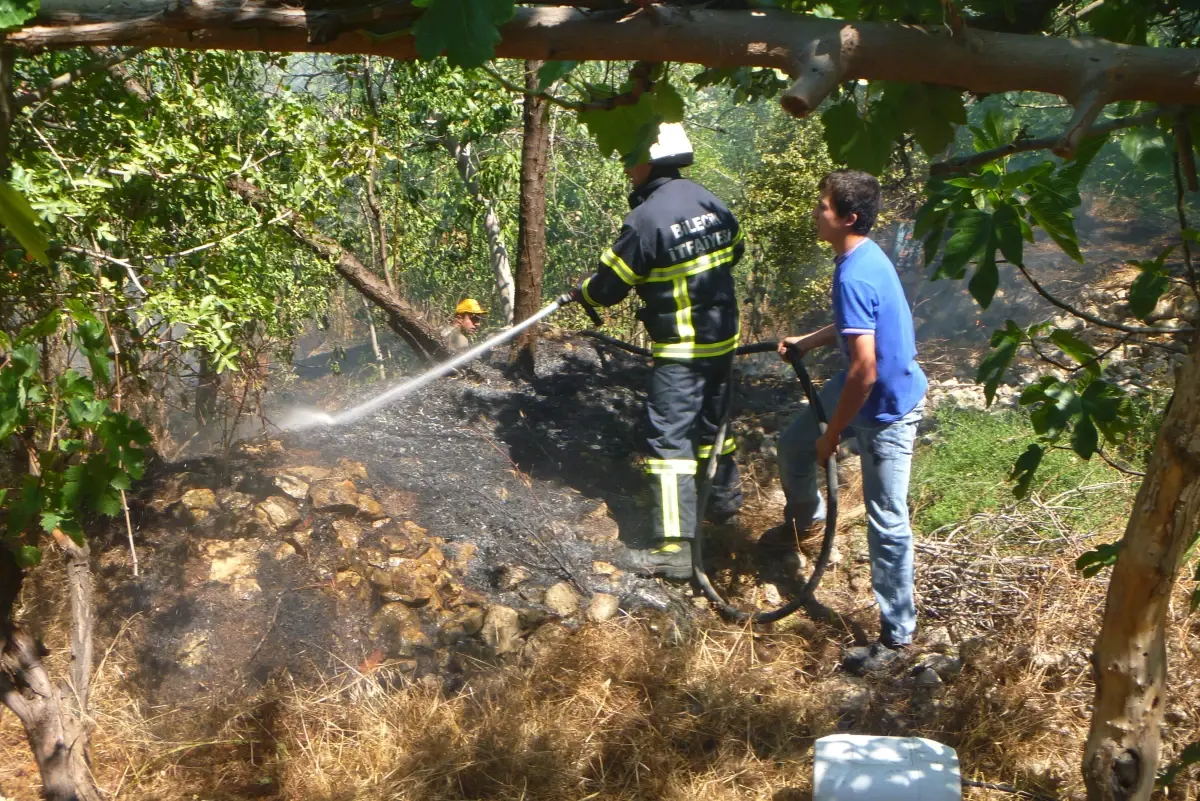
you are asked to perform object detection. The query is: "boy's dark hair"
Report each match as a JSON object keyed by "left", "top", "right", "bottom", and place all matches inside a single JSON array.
[{"left": 818, "top": 169, "right": 882, "bottom": 235}]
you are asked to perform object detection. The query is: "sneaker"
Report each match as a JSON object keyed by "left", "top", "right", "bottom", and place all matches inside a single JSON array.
[
  {"left": 625, "top": 540, "right": 693, "bottom": 581},
  {"left": 842, "top": 641, "right": 908, "bottom": 676}
]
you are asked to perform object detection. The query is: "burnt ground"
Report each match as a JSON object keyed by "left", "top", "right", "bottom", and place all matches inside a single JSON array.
[{"left": 68, "top": 334, "right": 834, "bottom": 719}]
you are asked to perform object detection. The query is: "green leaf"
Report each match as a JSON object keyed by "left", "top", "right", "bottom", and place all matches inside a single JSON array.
[
  {"left": 0, "top": 182, "right": 49, "bottom": 265},
  {"left": 938, "top": 208, "right": 990, "bottom": 281},
  {"left": 889, "top": 83, "right": 967, "bottom": 157},
  {"left": 993, "top": 202, "right": 1024, "bottom": 266},
  {"left": 1026, "top": 182, "right": 1082, "bottom": 262},
  {"left": 821, "top": 98, "right": 899, "bottom": 175},
  {"left": 577, "top": 93, "right": 659, "bottom": 167},
  {"left": 977, "top": 320, "right": 1022, "bottom": 405},
  {"left": 1050, "top": 328, "right": 1100, "bottom": 374},
  {"left": 651, "top": 80, "right": 685, "bottom": 124},
  {"left": 39, "top": 511, "right": 63, "bottom": 533},
  {"left": 536, "top": 60, "right": 577, "bottom": 92},
  {"left": 411, "top": 0, "right": 515, "bottom": 68},
  {"left": 1129, "top": 265, "right": 1170, "bottom": 320},
  {"left": 1010, "top": 443, "right": 1044, "bottom": 499},
  {"left": 1071, "top": 415, "right": 1099, "bottom": 459},
  {"left": 1076, "top": 540, "right": 1121, "bottom": 578},
  {"left": 0, "top": 0, "right": 38, "bottom": 30},
  {"left": 968, "top": 246, "right": 998, "bottom": 309}
]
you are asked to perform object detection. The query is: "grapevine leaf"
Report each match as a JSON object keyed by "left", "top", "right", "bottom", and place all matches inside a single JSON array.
[
  {"left": 412, "top": 0, "right": 515, "bottom": 69},
  {"left": 536, "top": 60, "right": 577, "bottom": 92},
  {"left": 0, "top": 0, "right": 38, "bottom": 32}
]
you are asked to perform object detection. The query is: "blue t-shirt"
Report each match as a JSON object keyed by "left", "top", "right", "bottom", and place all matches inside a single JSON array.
[{"left": 832, "top": 238, "right": 927, "bottom": 424}]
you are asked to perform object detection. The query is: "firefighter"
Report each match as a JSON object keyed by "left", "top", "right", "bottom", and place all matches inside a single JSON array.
[
  {"left": 442, "top": 298, "right": 485, "bottom": 353},
  {"left": 572, "top": 123, "right": 744, "bottom": 580}
]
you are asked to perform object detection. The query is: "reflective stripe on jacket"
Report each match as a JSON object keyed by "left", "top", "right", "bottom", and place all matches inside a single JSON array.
[{"left": 581, "top": 173, "right": 743, "bottom": 359}]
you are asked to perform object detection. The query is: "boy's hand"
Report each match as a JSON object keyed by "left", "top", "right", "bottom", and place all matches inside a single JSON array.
[
  {"left": 816, "top": 429, "right": 837, "bottom": 466},
  {"left": 778, "top": 335, "right": 806, "bottom": 361}
]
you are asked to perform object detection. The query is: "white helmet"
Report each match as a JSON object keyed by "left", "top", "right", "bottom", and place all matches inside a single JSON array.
[{"left": 648, "top": 122, "right": 694, "bottom": 168}]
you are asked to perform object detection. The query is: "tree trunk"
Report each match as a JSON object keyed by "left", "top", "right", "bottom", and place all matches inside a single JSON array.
[
  {"left": 195, "top": 354, "right": 219, "bottom": 427},
  {"left": 0, "top": 536, "right": 101, "bottom": 801},
  {"left": 362, "top": 296, "right": 386, "bottom": 380},
  {"left": 226, "top": 177, "right": 450, "bottom": 362},
  {"left": 15, "top": 4, "right": 1200, "bottom": 114},
  {"left": 512, "top": 59, "right": 551, "bottom": 375},
  {"left": 1083, "top": 333, "right": 1200, "bottom": 801},
  {"left": 442, "top": 137, "right": 515, "bottom": 326},
  {"left": 361, "top": 56, "right": 397, "bottom": 296}
]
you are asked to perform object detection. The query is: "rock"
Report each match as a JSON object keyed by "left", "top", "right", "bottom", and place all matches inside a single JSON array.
[
  {"left": 922, "top": 653, "right": 962, "bottom": 681},
  {"left": 230, "top": 576, "right": 262, "bottom": 600},
  {"left": 521, "top": 622, "right": 569, "bottom": 661},
  {"left": 912, "top": 666, "right": 944, "bottom": 688},
  {"left": 544, "top": 582, "right": 580, "bottom": 617},
  {"left": 202, "top": 539, "right": 260, "bottom": 583},
  {"left": 334, "top": 457, "right": 369, "bottom": 481},
  {"left": 921, "top": 626, "right": 954, "bottom": 652},
  {"left": 218, "top": 490, "right": 256, "bottom": 513},
  {"left": 402, "top": 520, "right": 428, "bottom": 537},
  {"left": 416, "top": 543, "right": 446, "bottom": 570},
  {"left": 498, "top": 564, "right": 532, "bottom": 591},
  {"left": 355, "top": 493, "right": 386, "bottom": 520},
  {"left": 309, "top": 480, "right": 360, "bottom": 513},
  {"left": 273, "top": 474, "right": 310, "bottom": 500},
  {"left": 286, "top": 465, "right": 331, "bottom": 482},
  {"left": 290, "top": 528, "right": 312, "bottom": 550},
  {"left": 824, "top": 676, "right": 872, "bottom": 714},
  {"left": 368, "top": 559, "right": 442, "bottom": 606},
  {"left": 959, "top": 637, "right": 988, "bottom": 667},
  {"left": 481, "top": 605, "right": 522, "bottom": 655},
  {"left": 380, "top": 531, "right": 416, "bottom": 555},
  {"left": 254, "top": 495, "right": 301, "bottom": 531},
  {"left": 448, "top": 542, "right": 477, "bottom": 571},
  {"left": 760, "top": 583, "right": 783, "bottom": 606},
  {"left": 333, "top": 569, "right": 370, "bottom": 603},
  {"left": 1030, "top": 650, "right": 1066, "bottom": 670},
  {"left": 439, "top": 607, "right": 486, "bottom": 644},
  {"left": 177, "top": 631, "right": 210, "bottom": 668},
  {"left": 580, "top": 503, "right": 621, "bottom": 543},
  {"left": 333, "top": 520, "right": 362, "bottom": 549},
  {"left": 273, "top": 541, "right": 297, "bottom": 561},
  {"left": 591, "top": 561, "right": 622, "bottom": 578},
  {"left": 182, "top": 488, "right": 218, "bottom": 511},
  {"left": 370, "top": 603, "right": 431, "bottom": 655},
  {"left": 587, "top": 593, "right": 620, "bottom": 623}
]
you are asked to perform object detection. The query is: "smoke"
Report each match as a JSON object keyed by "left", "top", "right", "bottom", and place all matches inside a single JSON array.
[{"left": 276, "top": 408, "right": 337, "bottom": 431}]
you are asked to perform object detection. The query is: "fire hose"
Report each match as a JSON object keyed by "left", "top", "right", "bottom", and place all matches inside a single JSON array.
[{"left": 578, "top": 328, "right": 837, "bottom": 624}]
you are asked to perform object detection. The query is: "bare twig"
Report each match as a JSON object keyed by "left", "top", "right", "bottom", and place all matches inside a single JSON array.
[
  {"left": 14, "top": 47, "right": 147, "bottom": 110},
  {"left": 250, "top": 594, "right": 285, "bottom": 662},
  {"left": 931, "top": 109, "right": 1169, "bottom": 175},
  {"left": 1014, "top": 261, "right": 1193, "bottom": 336}
]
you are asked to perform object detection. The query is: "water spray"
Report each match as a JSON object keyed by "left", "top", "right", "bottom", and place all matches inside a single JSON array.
[{"left": 283, "top": 293, "right": 585, "bottom": 429}]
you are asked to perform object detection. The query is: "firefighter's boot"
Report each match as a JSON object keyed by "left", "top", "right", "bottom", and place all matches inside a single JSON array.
[{"left": 626, "top": 540, "right": 693, "bottom": 581}]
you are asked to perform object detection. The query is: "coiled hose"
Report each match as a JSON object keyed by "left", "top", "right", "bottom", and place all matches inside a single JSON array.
[{"left": 580, "top": 331, "right": 837, "bottom": 623}]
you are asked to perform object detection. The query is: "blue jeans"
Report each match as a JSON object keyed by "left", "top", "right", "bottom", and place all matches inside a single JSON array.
[{"left": 777, "top": 371, "right": 925, "bottom": 646}]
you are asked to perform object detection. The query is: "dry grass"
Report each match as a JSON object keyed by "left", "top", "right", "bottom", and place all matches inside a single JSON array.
[{"left": 2, "top": 481, "right": 1199, "bottom": 801}]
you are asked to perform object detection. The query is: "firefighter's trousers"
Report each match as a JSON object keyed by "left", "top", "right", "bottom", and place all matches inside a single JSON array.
[{"left": 645, "top": 354, "right": 743, "bottom": 542}]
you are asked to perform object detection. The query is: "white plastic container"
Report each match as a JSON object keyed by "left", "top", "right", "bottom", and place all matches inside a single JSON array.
[{"left": 814, "top": 734, "right": 962, "bottom": 801}]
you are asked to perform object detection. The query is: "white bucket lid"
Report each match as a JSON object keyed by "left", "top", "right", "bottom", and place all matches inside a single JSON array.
[{"left": 814, "top": 734, "right": 962, "bottom": 801}]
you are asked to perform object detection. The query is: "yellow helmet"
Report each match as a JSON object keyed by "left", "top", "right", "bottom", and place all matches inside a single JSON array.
[{"left": 455, "top": 298, "right": 485, "bottom": 316}]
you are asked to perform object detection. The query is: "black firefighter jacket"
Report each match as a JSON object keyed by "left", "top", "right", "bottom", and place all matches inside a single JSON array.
[{"left": 581, "top": 173, "right": 743, "bottom": 359}]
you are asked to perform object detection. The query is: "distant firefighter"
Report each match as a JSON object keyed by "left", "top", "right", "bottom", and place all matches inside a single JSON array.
[{"left": 442, "top": 298, "right": 485, "bottom": 353}]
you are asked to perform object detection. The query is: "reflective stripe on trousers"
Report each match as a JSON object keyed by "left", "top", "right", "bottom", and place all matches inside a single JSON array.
[{"left": 645, "top": 354, "right": 743, "bottom": 542}]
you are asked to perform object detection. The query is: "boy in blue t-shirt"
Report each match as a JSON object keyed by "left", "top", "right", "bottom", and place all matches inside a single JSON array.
[{"left": 772, "top": 169, "right": 927, "bottom": 674}]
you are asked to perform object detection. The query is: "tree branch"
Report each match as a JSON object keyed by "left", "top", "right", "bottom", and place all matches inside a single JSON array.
[
  {"left": 931, "top": 109, "right": 1170, "bottom": 175},
  {"left": 1014, "top": 261, "right": 1195, "bottom": 337},
  {"left": 14, "top": 46, "right": 145, "bottom": 110},
  {"left": 10, "top": 4, "right": 1200, "bottom": 116},
  {"left": 480, "top": 60, "right": 657, "bottom": 112}
]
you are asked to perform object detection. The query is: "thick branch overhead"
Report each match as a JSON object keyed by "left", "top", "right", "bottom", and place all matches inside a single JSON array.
[{"left": 9, "top": 2, "right": 1200, "bottom": 114}]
